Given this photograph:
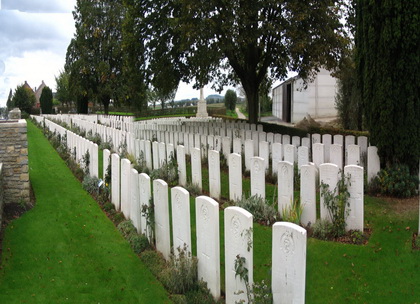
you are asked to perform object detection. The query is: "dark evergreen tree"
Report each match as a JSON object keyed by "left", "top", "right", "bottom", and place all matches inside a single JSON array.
[
  {"left": 6, "top": 89, "right": 13, "bottom": 110},
  {"left": 40, "top": 86, "right": 53, "bottom": 114},
  {"left": 224, "top": 89, "right": 237, "bottom": 111},
  {"left": 355, "top": 0, "right": 420, "bottom": 169}
]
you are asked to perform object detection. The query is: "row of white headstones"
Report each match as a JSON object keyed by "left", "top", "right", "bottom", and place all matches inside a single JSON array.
[{"left": 35, "top": 114, "right": 418, "bottom": 303}]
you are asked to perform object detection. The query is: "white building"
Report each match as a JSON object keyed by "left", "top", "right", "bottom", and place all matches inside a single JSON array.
[{"left": 272, "top": 68, "right": 338, "bottom": 123}]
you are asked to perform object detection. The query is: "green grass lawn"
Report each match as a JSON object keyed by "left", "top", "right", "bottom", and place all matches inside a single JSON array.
[
  {"left": 4, "top": 119, "right": 418, "bottom": 303},
  {"left": 0, "top": 121, "right": 171, "bottom": 303}
]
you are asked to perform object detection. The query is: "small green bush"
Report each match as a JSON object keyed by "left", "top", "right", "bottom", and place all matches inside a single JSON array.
[
  {"left": 312, "top": 219, "right": 335, "bottom": 240},
  {"left": 82, "top": 175, "right": 100, "bottom": 195},
  {"left": 117, "top": 220, "right": 137, "bottom": 238},
  {"left": 235, "top": 195, "right": 279, "bottom": 225},
  {"left": 369, "top": 164, "right": 419, "bottom": 198},
  {"left": 160, "top": 245, "right": 199, "bottom": 295},
  {"left": 128, "top": 233, "right": 150, "bottom": 254},
  {"left": 103, "top": 202, "right": 114, "bottom": 212}
]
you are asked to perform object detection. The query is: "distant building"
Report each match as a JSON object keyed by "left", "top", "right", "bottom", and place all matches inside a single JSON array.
[
  {"left": 34, "top": 80, "right": 46, "bottom": 109},
  {"left": 272, "top": 68, "right": 338, "bottom": 123}
]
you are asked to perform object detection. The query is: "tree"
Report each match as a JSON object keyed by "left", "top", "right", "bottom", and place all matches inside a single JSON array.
[
  {"left": 55, "top": 70, "right": 71, "bottom": 107},
  {"left": 355, "top": 0, "right": 420, "bottom": 169},
  {"left": 139, "top": 0, "right": 348, "bottom": 124},
  {"left": 40, "top": 86, "right": 53, "bottom": 114},
  {"left": 12, "top": 84, "right": 36, "bottom": 114},
  {"left": 224, "top": 89, "right": 237, "bottom": 111},
  {"left": 6, "top": 89, "right": 13, "bottom": 110},
  {"left": 66, "top": 0, "right": 124, "bottom": 114}
]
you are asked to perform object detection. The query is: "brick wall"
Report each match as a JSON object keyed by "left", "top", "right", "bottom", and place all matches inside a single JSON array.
[{"left": 0, "top": 120, "right": 29, "bottom": 205}]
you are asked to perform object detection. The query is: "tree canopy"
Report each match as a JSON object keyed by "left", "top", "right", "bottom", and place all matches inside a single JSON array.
[
  {"left": 55, "top": 70, "right": 71, "bottom": 107},
  {"left": 355, "top": 0, "right": 419, "bottom": 169},
  {"left": 224, "top": 89, "right": 237, "bottom": 111},
  {"left": 40, "top": 86, "right": 53, "bottom": 114},
  {"left": 138, "top": 0, "right": 349, "bottom": 123},
  {"left": 12, "top": 85, "right": 36, "bottom": 114}
]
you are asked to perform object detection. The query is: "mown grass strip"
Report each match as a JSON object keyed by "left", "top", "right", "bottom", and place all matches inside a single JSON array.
[{"left": 0, "top": 120, "right": 171, "bottom": 304}]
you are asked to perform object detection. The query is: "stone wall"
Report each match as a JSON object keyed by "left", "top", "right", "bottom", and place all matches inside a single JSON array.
[
  {"left": 0, "top": 163, "right": 3, "bottom": 228},
  {"left": 0, "top": 120, "right": 29, "bottom": 204}
]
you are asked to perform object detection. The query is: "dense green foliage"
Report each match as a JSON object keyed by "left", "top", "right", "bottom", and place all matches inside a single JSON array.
[
  {"left": 355, "top": 0, "right": 420, "bottom": 169},
  {"left": 113, "top": 0, "right": 349, "bottom": 124},
  {"left": 369, "top": 164, "right": 419, "bottom": 198},
  {"left": 11, "top": 84, "right": 36, "bottom": 114},
  {"left": 39, "top": 86, "right": 53, "bottom": 114},
  {"left": 6, "top": 89, "right": 13, "bottom": 110},
  {"left": 224, "top": 89, "right": 237, "bottom": 111},
  {"left": 55, "top": 70, "right": 71, "bottom": 107}
]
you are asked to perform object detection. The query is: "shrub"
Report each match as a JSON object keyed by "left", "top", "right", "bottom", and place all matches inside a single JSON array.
[
  {"left": 82, "top": 175, "right": 100, "bottom": 195},
  {"left": 369, "top": 164, "right": 419, "bottom": 198},
  {"left": 320, "top": 174, "right": 351, "bottom": 238},
  {"left": 149, "top": 155, "right": 178, "bottom": 186},
  {"left": 281, "top": 199, "right": 303, "bottom": 225},
  {"left": 128, "top": 233, "right": 150, "bottom": 254},
  {"left": 160, "top": 245, "right": 199, "bottom": 295},
  {"left": 235, "top": 195, "right": 279, "bottom": 225},
  {"left": 117, "top": 220, "right": 137, "bottom": 238},
  {"left": 312, "top": 219, "right": 335, "bottom": 240}
]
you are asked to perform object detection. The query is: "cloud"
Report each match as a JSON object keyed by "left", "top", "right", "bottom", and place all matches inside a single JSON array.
[
  {"left": 0, "top": 0, "right": 76, "bottom": 106},
  {"left": 1, "top": 0, "right": 74, "bottom": 13}
]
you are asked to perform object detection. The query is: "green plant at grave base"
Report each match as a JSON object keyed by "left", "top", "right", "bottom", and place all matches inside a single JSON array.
[
  {"left": 320, "top": 173, "right": 351, "bottom": 238},
  {"left": 234, "top": 255, "right": 273, "bottom": 304},
  {"left": 99, "top": 136, "right": 113, "bottom": 151},
  {"left": 117, "top": 220, "right": 150, "bottom": 254},
  {"left": 415, "top": 235, "right": 420, "bottom": 249},
  {"left": 369, "top": 164, "right": 419, "bottom": 198},
  {"left": 160, "top": 245, "right": 199, "bottom": 294},
  {"left": 149, "top": 155, "right": 179, "bottom": 186},
  {"left": 185, "top": 182, "right": 201, "bottom": 196},
  {"left": 350, "top": 230, "right": 365, "bottom": 245},
  {"left": 86, "top": 130, "right": 102, "bottom": 145},
  {"left": 235, "top": 195, "right": 279, "bottom": 226},
  {"left": 82, "top": 149, "right": 90, "bottom": 176},
  {"left": 220, "top": 152, "right": 228, "bottom": 170},
  {"left": 119, "top": 137, "right": 128, "bottom": 158},
  {"left": 281, "top": 198, "right": 303, "bottom": 225},
  {"left": 134, "top": 151, "right": 150, "bottom": 175},
  {"left": 142, "top": 197, "right": 155, "bottom": 244},
  {"left": 105, "top": 160, "right": 111, "bottom": 186},
  {"left": 82, "top": 175, "right": 101, "bottom": 195},
  {"left": 312, "top": 219, "right": 335, "bottom": 240},
  {"left": 293, "top": 162, "right": 300, "bottom": 191}
]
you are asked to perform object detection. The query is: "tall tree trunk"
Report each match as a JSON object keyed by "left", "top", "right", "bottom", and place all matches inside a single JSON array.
[
  {"left": 244, "top": 85, "right": 259, "bottom": 125},
  {"left": 102, "top": 95, "right": 110, "bottom": 115},
  {"left": 77, "top": 95, "right": 88, "bottom": 114}
]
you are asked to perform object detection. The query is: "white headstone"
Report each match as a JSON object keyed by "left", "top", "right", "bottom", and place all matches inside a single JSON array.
[
  {"left": 224, "top": 207, "right": 253, "bottom": 304},
  {"left": 319, "top": 163, "right": 340, "bottom": 222},
  {"left": 312, "top": 143, "right": 325, "bottom": 168},
  {"left": 158, "top": 142, "right": 166, "bottom": 167},
  {"left": 111, "top": 153, "right": 121, "bottom": 211},
  {"left": 139, "top": 173, "right": 151, "bottom": 238},
  {"left": 357, "top": 136, "right": 368, "bottom": 167},
  {"left": 145, "top": 140, "right": 153, "bottom": 170},
  {"left": 322, "top": 134, "right": 332, "bottom": 163},
  {"left": 347, "top": 144, "right": 360, "bottom": 166},
  {"left": 312, "top": 133, "right": 321, "bottom": 145},
  {"left": 282, "top": 134, "right": 291, "bottom": 145},
  {"left": 292, "top": 136, "right": 301, "bottom": 147},
  {"left": 272, "top": 143, "right": 283, "bottom": 176},
  {"left": 152, "top": 141, "right": 159, "bottom": 170},
  {"left": 233, "top": 138, "right": 242, "bottom": 155},
  {"left": 229, "top": 153, "right": 243, "bottom": 202},
  {"left": 278, "top": 161, "right": 294, "bottom": 216},
  {"left": 191, "top": 147, "right": 202, "bottom": 191},
  {"left": 344, "top": 165, "right": 364, "bottom": 232},
  {"left": 284, "top": 144, "right": 296, "bottom": 164},
  {"left": 196, "top": 196, "right": 221, "bottom": 299},
  {"left": 171, "top": 187, "right": 192, "bottom": 253},
  {"left": 251, "top": 157, "right": 266, "bottom": 200},
  {"left": 208, "top": 150, "right": 221, "bottom": 200},
  {"left": 330, "top": 144, "right": 343, "bottom": 170},
  {"left": 153, "top": 179, "right": 171, "bottom": 261},
  {"left": 367, "top": 146, "right": 380, "bottom": 183},
  {"left": 300, "top": 164, "right": 316, "bottom": 227},
  {"left": 130, "top": 169, "right": 141, "bottom": 233},
  {"left": 177, "top": 145, "right": 187, "bottom": 187},
  {"left": 120, "top": 158, "right": 131, "bottom": 219},
  {"left": 259, "top": 141, "right": 270, "bottom": 172},
  {"left": 244, "top": 139, "right": 254, "bottom": 172},
  {"left": 297, "top": 146, "right": 309, "bottom": 170},
  {"left": 272, "top": 222, "right": 307, "bottom": 304},
  {"left": 103, "top": 149, "right": 111, "bottom": 180},
  {"left": 334, "top": 134, "right": 343, "bottom": 146}
]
